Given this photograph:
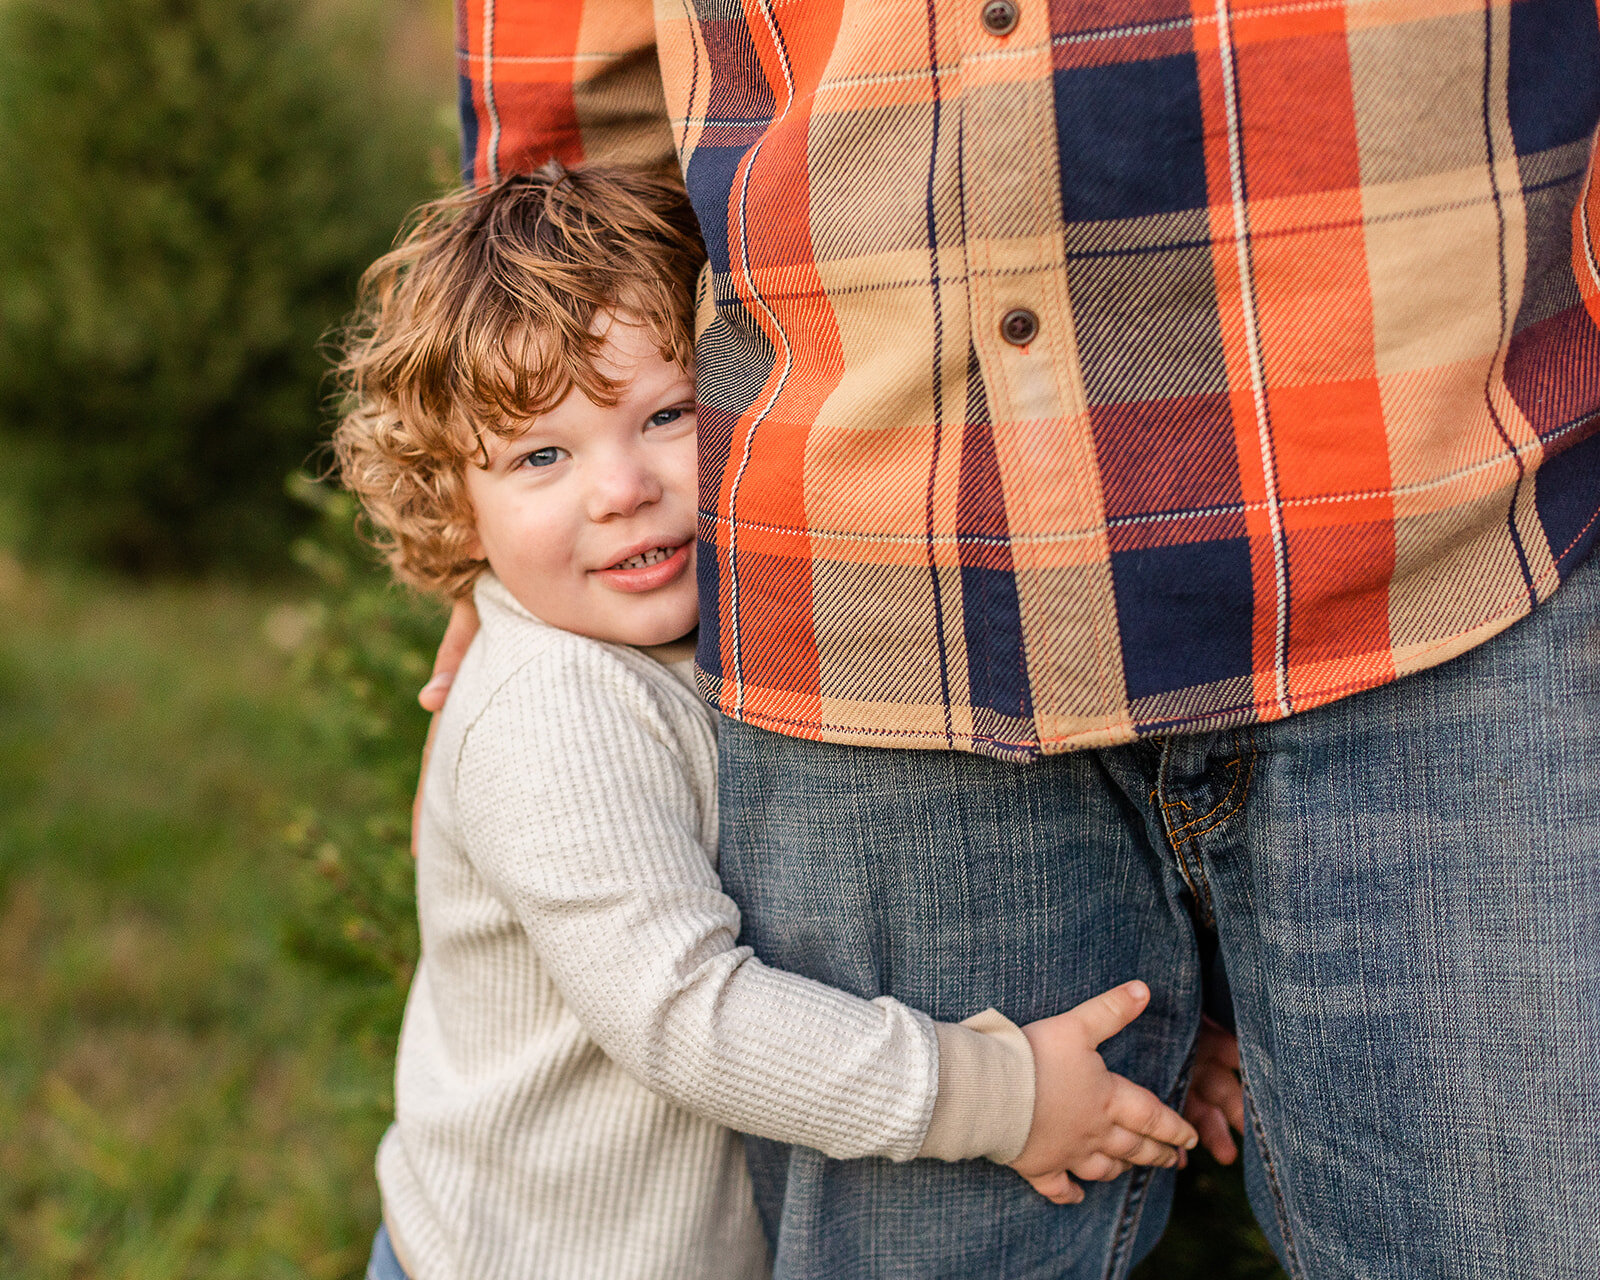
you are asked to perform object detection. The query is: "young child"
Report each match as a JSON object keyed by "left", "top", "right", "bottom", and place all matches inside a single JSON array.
[{"left": 335, "top": 164, "right": 1209, "bottom": 1280}]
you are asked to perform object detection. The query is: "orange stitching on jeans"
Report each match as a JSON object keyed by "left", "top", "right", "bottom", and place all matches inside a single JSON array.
[
  {"left": 1150, "top": 787, "right": 1192, "bottom": 816},
  {"left": 1171, "top": 831, "right": 1216, "bottom": 927},
  {"left": 1167, "top": 760, "right": 1240, "bottom": 835},
  {"left": 1172, "top": 746, "right": 1257, "bottom": 845},
  {"left": 1155, "top": 745, "right": 1209, "bottom": 921},
  {"left": 1168, "top": 735, "right": 1250, "bottom": 837},
  {"left": 1165, "top": 731, "right": 1258, "bottom": 928}
]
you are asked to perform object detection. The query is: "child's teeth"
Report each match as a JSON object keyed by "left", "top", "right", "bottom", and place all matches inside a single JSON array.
[{"left": 616, "top": 546, "right": 671, "bottom": 570}]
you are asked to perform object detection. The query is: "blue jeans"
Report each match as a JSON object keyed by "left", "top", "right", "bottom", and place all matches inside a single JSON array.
[
  {"left": 365, "top": 1224, "right": 410, "bottom": 1280},
  {"left": 717, "top": 551, "right": 1600, "bottom": 1279}
]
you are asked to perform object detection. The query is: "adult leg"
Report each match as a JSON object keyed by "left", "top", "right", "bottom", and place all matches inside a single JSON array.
[
  {"left": 717, "top": 730, "right": 1202, "bottom": 1279},
  {"left": 1182, "top": 554, "right": 1600, "bottom": 1277}
]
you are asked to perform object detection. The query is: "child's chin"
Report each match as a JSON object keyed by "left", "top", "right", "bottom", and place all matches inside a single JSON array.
[
  {"left": 593, "top": 598, "right": 697, "bottom": 648},
  {"left": 630, "top": 618, "right": 698, "bottom": 647}
]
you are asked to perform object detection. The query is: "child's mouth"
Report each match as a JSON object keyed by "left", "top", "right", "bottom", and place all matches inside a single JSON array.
[
  {"left": 609, "top": 545, "right": 676, "bottom": 571},
  {"left": 594, "top": 540, "right": 693, "bottom": 593}
]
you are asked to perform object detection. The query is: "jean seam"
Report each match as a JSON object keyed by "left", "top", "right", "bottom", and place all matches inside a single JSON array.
[
  {"left": 1165, "top": 730, "right": 1259, "bottom": 926},
  {"left": 1104, "top": 1034, "right": 1205, "bottom": 1279},
  {"left": 1173, "top": 836, "right": 1215, "bottom": 926},
  {"left": 1167, "top": 738, "right": 1249, "bottom": 837},
  {"left": 1241, "top": 1071, "right": 1306, "bottom": 1280},
  {"left": 1154, "top": 746, "right": 1212, "bottom": 925},
  {"left": 1101, "top": 1162, "right": 1154, "bottom": 1280}
]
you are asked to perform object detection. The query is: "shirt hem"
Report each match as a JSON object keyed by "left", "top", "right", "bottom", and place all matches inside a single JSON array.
[{"left": 701, "top": 584, "right": 1550, "bottom": 760}]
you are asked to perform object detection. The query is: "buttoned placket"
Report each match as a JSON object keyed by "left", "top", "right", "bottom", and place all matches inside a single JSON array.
[{"left": 950, "top": 0, "right": 1122, "bottom": 743}]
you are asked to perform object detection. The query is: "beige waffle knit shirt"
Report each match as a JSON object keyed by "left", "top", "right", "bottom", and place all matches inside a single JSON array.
[{"left": 377, "top": 573, "right": 1035, "bottom": 1280}]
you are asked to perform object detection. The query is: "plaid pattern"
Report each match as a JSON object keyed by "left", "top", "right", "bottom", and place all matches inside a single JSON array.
[{"left": 460, "top": 0, "right": 1600, "bottom": 759}]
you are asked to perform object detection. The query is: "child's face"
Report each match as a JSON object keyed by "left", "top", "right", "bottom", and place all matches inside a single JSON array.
[{"left": 463, "top": 320, "right": 699, "bottom": 647}]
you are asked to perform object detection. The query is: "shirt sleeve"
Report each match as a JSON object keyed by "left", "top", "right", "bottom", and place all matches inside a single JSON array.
[
  {"left": 456, "top": 0, "right": 676, "bottom": 184},
  {"left": 454, "top": 641, "right": 1031, "bottom": 1162},
  {"left": 919, "top": 1013, "right": 1034, "bottom": 1164}
]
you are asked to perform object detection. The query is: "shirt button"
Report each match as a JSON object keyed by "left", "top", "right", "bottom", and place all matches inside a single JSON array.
[
  {"left": 980, "top": 0, "right": 1019, "bottom": 35},
  {"left": 1001, "top": 308, "right": 1038, "bottom": 346}
]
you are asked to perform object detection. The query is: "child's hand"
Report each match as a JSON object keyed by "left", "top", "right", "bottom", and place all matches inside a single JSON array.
[
  {"left": 419, "top": 596, "right": 480, "bottom": 712},
  {"left": 1184, "top": 1016, "right": 1244, "bottom": 1165},
  {"left": 1009, "top": 981, "right": 1197, "bottom": 1205}
]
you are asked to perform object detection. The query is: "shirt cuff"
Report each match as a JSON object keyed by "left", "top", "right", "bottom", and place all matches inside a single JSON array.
[{"left": 916, "top": 1008, "right": 1035, "bottom": 1164}]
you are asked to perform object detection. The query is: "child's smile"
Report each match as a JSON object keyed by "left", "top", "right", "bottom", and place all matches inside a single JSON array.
[
  {"left": 463, "top": 319, "right": 699, "bottom": 647},
  {"left": 594, "top": 538, "right": 694, "bottom": 590}
]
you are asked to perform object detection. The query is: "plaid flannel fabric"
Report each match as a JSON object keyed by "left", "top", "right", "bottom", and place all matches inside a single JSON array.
[{"left": 459, "top": 0, "right": 1600, "bottom": 759}]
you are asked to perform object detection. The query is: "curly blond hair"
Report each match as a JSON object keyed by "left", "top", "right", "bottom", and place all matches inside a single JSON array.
[{"left": 332, "top": 163, "right": 705, "bottom": 597}]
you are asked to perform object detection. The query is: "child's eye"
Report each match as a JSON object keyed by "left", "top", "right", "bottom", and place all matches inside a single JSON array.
[
  {"left": 518, "top": 446, "right": 565, "bottom": 469},
  {"left": 647, "top": 406, "right": 689, "bottom": 428}
]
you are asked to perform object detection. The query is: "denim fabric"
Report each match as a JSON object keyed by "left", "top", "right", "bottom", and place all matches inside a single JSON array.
[
  {"left": 717, "top": 552, "right": 1600, "bottom": 1279},
  {"left": 365, "top": 1224, "right": 410, "bottom": 1280}
]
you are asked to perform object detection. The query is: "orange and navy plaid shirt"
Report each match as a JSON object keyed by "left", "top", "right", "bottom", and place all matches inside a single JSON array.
[{"left": 460, "top": 0, "right": 1600, "bottom": 760}]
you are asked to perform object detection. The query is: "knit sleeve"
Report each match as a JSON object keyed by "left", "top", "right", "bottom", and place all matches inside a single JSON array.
[{"left": 454, "top": 640, "right": 948, "bottom": 1162}]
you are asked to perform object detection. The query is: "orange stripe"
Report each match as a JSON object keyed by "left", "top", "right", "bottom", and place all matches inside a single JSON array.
[
  {"left": 716, "top": 0, "right": 848, "bottom": 715},
  {"left": 1229, "top": 19, "right": 1395, "bottom": 690},
  {"left": 1575, "top": 134, "right": 1600, "bottom": 328},
  {"left": 481, "top": 0, "right": 585, "bottom": 174}
]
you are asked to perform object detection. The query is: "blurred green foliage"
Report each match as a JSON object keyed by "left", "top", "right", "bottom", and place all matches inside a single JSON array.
[
  {"left": 280, "top": 477, "right": 441, "bottom": 1043},
  {"left": 0, "top": 0, "right": 446, "bottom": 572}
]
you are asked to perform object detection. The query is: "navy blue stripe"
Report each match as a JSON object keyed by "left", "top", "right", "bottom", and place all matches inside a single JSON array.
[
  {"left": 458, "top": 73, "right": 479, "bottom": 184},
  {"left": 921, "top": 0, "right": 954, "bottom": 747},
  {"left": 1478, "top": 0, "right": 1538, "bottom": 609}
]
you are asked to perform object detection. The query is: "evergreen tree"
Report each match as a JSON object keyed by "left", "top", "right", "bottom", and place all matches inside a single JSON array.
[{"left": 0, "top": 0, "right": 443, "bottom": 571}]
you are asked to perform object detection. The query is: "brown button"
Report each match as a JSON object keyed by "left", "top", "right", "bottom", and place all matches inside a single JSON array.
[
  {"left": 1001, "top": 308, "right": 1038, "bottom": 346},
  {"left": 981, "top": 0, "right": 1019, "bottom": 35}
]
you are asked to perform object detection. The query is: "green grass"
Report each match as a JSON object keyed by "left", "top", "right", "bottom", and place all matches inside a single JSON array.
[{"left": 0, "top": 555, "right": 425, "bottom": 1280}]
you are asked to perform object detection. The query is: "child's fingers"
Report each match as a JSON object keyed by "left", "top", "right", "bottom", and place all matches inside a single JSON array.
[
  {"left": 1188, "top": 1103, "right": 1239, "bottom": 1166},
  {"left": 1191, "top": 1068, "right": 1246, "bottom": 1137},
  {"left": 1198, "top": 1017, "right": 1241, "bottom": 1070},
  {"left": 1023, "top": 1170, "right": 1084, "bottom": 1205},
  {"left": 1226, "top": 1089, "right": 1245, "bottom": 1134},
  {"left": 1107, "top": 1079, "right": 1199, "bottom": 1151},
  {"left": 1101, "top": 1127, "right": 1184, "bottom": 1169},
  {"left": 1070, "top": 1152, "right": 1132, "bottom": 1182},
  {"left": 419, "top": 597, "right": 479, "bottom": 711},
  {"left": 1067, "top": 980, "right": 1151, "bottom": 1048},
  {"left": 1211, "top": 1077, "right": 1246, "bottom": 1135}
]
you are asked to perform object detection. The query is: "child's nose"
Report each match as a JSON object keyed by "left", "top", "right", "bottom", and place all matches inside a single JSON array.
[{"left": 587, "top": 458, "right": 663, "bottom": 519}]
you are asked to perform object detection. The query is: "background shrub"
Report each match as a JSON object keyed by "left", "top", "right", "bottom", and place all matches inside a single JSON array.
[
  {"left": 0, "top": 0, "right": 445, "bottom": 572},
  {"left": 281, "top": 477, "right": 438, "bottom": 1046}
]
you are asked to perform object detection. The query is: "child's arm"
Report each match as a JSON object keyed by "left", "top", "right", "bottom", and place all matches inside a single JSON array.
[{"left": 456, "top": 640, "right": 1192, "bottom": 1176}]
